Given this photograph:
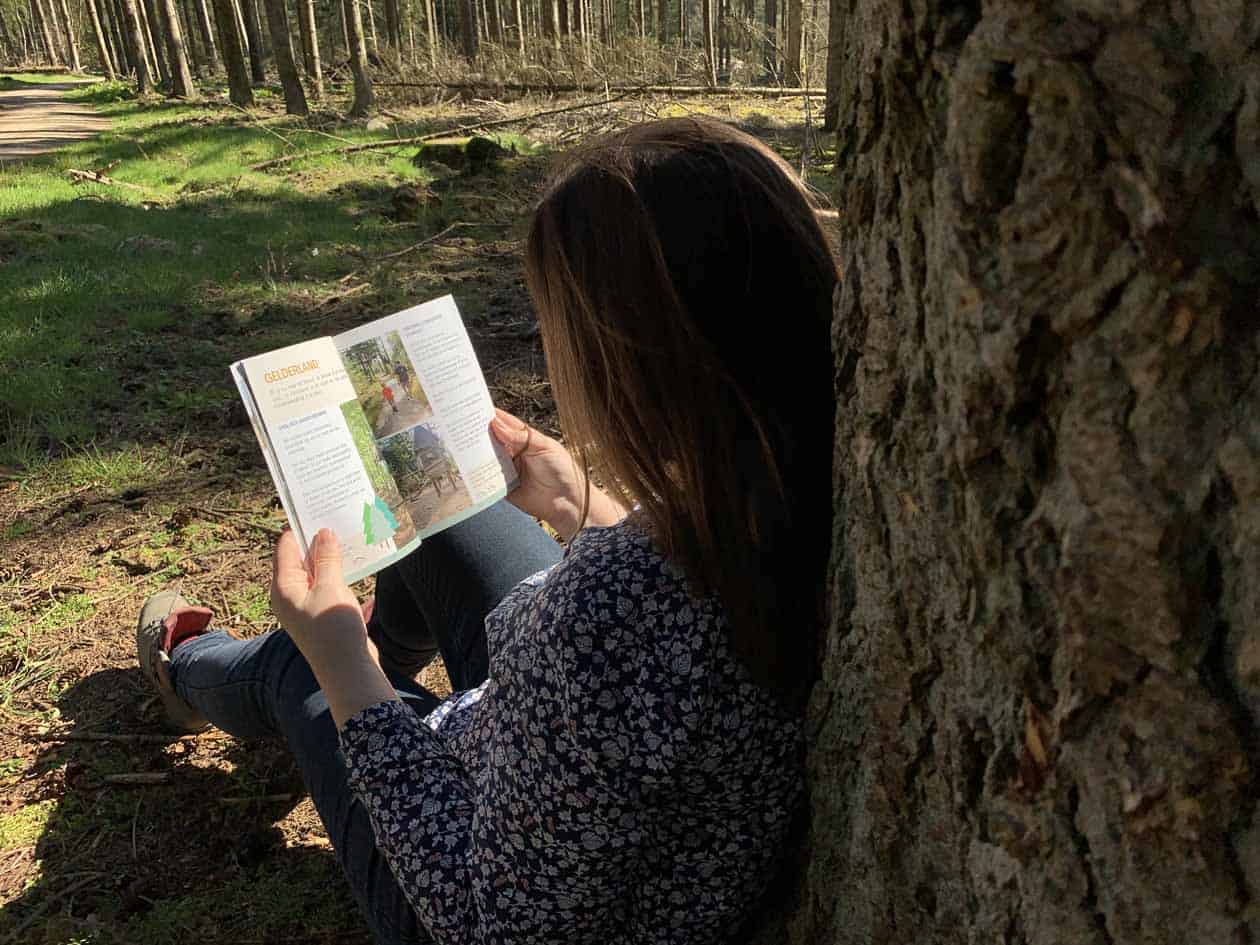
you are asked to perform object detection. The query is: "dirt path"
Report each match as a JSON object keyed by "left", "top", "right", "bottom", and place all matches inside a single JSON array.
[{"left": 0, "top": 79, "right": 110, "bottom": 162}]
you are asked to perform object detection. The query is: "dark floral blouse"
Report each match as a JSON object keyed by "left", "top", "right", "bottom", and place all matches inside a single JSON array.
[{"left": 339, "top": 518, "right": 803, "bottom": 945}]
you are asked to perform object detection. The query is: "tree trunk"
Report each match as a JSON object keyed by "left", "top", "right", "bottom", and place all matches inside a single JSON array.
[
  {"left": 818, "top": 0, "right": 839, "bottom": 130},
  {"left": 296, "top": 0, "right": 321, "bottom": 97},
  {"left": 103, "top": 0, "right": 131, "bottom": 73},
  {"left": 364, "top": 0, "right": 377, "bottom": 53},
  {"left": 85, "top": 0, "right": 117, "bottom": 75},
  {"left": 752, "top": 2, "right": 1260, "bottom": 944},
  {"left": 456, "top": 0, "right": 475, "bottom": 58},
  {"left": 761, "top": 0, "right": 775, "bottom": 78},
  {"left": 54, "top": 0, "right": 82, "bottom": 69},
  {"left": 118, "top": 0, "right": 151, "bottom": 89},
  {"left": 259, "top": 0, "right": 305, "bottom": 111},
  {"left": 699, "top": 0, "right": 714, "bottom": 85},
  {"left": 238, "top": 0, "right": 264, "bottom": 78},
  {"left": 158, "top": 0, "right": 198, "bottom": 95},
  {"left": 140, "top": 0, "right": 171, "bottom": 83},
  {"left": 425, "top": 0, "right": 438, "bottom": 62},
  {"left": 210, "top": 0, "right": 251, "bottom": 102},
  {"left": 654, "top": 0, "right": 663, "bottom": 43},
  {"left": 110, "top": 0, "right": 136, "bottom": 72},
  {"left": 342, "top": 0, "right": 372, "bottom": 114},
  {"left": 0, "top": 7, "right": 17, "bottom": 62},
  {"left": 510, "top": 0, "right": 521, "bottom": 54},
  {"left": 782, "top": 0, "right": 800, "bottom": 84},
  {"left": 192, "top": 0, "right": 218, "bottom": 69},
  {"left": 182, "top": 0, "right": 204, "bottom": 74},
  {"left": 42, "top": 0, "right": 67, "bottom": 61},
  {"left": 29, "top": 0, "right": 58, "bottom": 62}
]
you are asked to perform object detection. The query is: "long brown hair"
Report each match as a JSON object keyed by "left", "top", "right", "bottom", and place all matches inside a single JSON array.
[{"left": 525, "top": 117, "right": 838, "bottom": 707}]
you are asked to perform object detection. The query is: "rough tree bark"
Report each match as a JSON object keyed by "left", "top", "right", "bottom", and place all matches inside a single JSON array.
[
  {"left": 700, "top": 0, "right": 715, "bottom": 86},
  {"left": 751, "top": 1, "right": 1260, "bottom": 944},
  {"left": 209, "top": 0, "right": 251, "bottom": 103}
]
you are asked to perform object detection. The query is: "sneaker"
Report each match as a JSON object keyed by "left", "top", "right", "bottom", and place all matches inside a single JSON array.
[{"left": 136, "top": 591, "right": 213, "bottom": 733}]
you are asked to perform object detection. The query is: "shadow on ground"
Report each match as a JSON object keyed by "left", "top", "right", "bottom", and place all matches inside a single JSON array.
[{"left": 0, "top": 668, "right": 371, "bottom": 944}]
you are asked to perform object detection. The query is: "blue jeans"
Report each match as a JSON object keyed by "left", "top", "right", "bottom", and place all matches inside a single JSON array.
[{"left": 168, "top": 501, "right": 562, "bottom": 945}]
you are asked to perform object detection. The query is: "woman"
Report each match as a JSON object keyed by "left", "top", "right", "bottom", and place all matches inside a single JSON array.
[{"left": 137, "top": 117, "right": 837, "bottom": 944}]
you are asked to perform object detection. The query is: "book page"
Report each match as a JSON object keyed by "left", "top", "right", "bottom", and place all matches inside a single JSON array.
[
  {"left": 234, "top": 338, "right": 419, "bottom": 583},
  {"left": 333, "top": 295, "right": 517, "bottom": 539}
]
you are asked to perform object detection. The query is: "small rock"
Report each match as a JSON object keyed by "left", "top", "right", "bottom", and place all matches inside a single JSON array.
[{"left": 365, "top": 116, "right": 390, "bottom": 132}]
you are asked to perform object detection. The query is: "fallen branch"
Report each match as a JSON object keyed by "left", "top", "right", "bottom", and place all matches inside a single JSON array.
[
  {"left": 375, "top": 80, "right": 826, "bottom": 98},
  {"left": 250, "top": 88, "right": 642, "bottom": 171},
  {"left": 66, "top": 167, "right": 148, "bottom": 191},
  {"left": 35, "top": 730, "right": 199, "bottom": 744}
]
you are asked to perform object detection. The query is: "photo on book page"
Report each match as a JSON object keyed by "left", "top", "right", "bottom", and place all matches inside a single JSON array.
[
  {"left": 340, "top": 331, "right": 434, "bottom": 438},
  {"left": 339, "top": 400, "right": 417, "bottom": 550},
  {"left": 378, "top": 421, "right": 475, "bottom": 535}
]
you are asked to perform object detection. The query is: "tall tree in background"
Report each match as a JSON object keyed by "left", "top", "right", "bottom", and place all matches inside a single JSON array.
[
  {"left": 118, "top": 0, "right": 150, "bottom": 90},
  {"left": 782, "top": 0, "right": 800, "bottom": 83},
  {"left": 700, "top": 0, "right": 715, "bottom": 85},
  {"left": 750, "top": 1, "right": 1260, "bottom": 943},
  {"left": 157, "top": 0, "right": 198, "bottom": 96},
  {"left": 29, "top": 0, "right": 60, "bottom": 62},
  {"left": 342, "top": 0, "right": 372, "bottom": 114},
  {"left": 457, "top": 0, "right": 475, "bottom": 58},
  {"left": 819, "top": 0, "right": 839, "bottom": 130},
  {"left": 191, "top": 0, "right": 218, "bottom": 70},
  {"left": 260, "top": 0, "right": 306, "bottom": 112},
  {"left": 239, "top": 0, "right": 264, "bottom": 79},
  {"left": 54, "top": 0, "right": 81, "bottom": 69},
  {"left": 85, "top": 0, "right": 117, "bottom": 75},
  {"left": 140, "top": 0, "right": 171, "bottom": 85},
  {"left": 760, "top": 0, "right": 775, "bottom": 78},
  {"left": 296, "top": 0, "right": 322, "bottom": 98},
  {"left": 209, "top": 0, "right": 250, "bottom": 102}
]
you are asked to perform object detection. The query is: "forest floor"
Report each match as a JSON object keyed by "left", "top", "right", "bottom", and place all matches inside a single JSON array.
[{"left": 0, "top": 74, "right": 836, "bottom": 944}]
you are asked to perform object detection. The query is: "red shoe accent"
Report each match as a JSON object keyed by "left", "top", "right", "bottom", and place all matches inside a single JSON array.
[{"left": 161, "top": 607, "right": 214, "bottom": 653}]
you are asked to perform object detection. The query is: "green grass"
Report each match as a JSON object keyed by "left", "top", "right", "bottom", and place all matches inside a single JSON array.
[
  {"left": 0, "top": 82, "right": 486, "bottom": 476},
  {"left": 0, "top": 800, "right": 56, "bottom": 850}
]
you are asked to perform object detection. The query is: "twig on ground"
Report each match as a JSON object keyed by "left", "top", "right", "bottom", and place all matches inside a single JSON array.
[
  {"left": 373, "top": 221, "right": 477, "bottom": 261},
  {"left": 251, "top": 88, "right": 644, "bottom": 171},
  {"left": 103, "top": 772, "right": 171, "bottom": 785},
  {"left": 220, "top": 793, "right": 299, "bottom": 805}
]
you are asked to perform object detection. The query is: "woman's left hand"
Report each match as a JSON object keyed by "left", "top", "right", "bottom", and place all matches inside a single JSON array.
[{"left": 270, "top": 530, "right": 397, "bottom": 726}]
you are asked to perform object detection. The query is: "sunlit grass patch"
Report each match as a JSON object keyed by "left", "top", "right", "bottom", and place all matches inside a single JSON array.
[{"left": 0, "top": 799, "right": 56, "bottom": 850}]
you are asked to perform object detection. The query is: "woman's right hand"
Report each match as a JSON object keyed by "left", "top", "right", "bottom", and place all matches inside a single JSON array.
[{"left": 490, "top": 408, "right": 627, "bottom": 541}]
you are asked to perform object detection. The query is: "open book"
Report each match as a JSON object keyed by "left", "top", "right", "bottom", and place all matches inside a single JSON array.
[{"left": 232, "top": 295, "right": 518, "bottom": 582}]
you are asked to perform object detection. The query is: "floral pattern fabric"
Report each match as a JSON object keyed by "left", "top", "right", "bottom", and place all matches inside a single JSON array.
[{"left": 339, "top": 518, "right": 803, "bottom": 945}]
